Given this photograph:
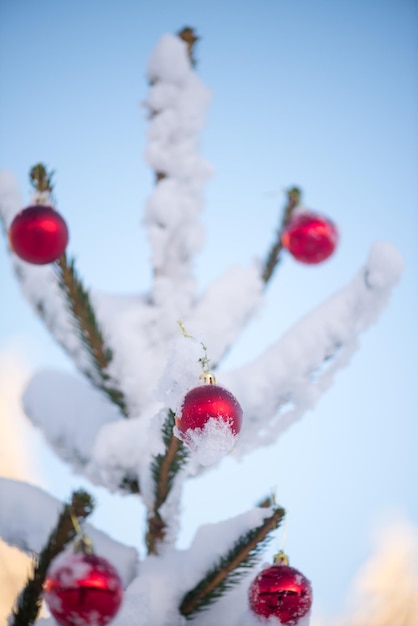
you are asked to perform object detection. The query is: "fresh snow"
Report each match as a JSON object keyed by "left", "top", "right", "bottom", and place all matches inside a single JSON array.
[
  {"left": 0, "top": 478, "right": 138, "bottom": 587},
  {"left": 23, "top": 370, "right": 121, "bottom": 471},
  {"left": 0, "top": 31, "right": 404, "bottom": 626},
  {"left": 174, "top": 417, "right": 238, "bottom": 467},
  {"left": 10, "top": 239, "right": 402, "bottom": 496},
  {"left": 222, "top": 242, "right": 403, "bottom": 456},
  {"left": 144, "top": 34, "right": 212, "bottom": 318}
]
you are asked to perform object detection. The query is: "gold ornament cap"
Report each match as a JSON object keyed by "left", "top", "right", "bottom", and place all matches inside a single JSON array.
[
  {"left": 199, "top": 371, "right": 216, "bottom": 385},
  {"left": 273, "top": 550, "right": 289, "bottom": 566}
]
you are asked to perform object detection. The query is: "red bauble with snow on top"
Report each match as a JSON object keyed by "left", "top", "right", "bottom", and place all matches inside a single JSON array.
[
  {"left": 248, "top": 552, "right": 312, "bottom": 625},
  {"left": 8, "top": 204, "right": 68, "bottom": 264},
  {"left": 44, "top": 550, "right": 123, "bottom": 626},
  {"left": 175, "top": 373, "right": 243, "bottom": 466},
  {"left": 281, "top": 211, "right": 338, "bottom": 264}
]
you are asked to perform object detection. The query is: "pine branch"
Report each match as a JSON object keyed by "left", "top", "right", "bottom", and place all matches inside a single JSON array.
[
  {"left": 30, "top": 165, "right": 137, "bottom": 493},
  {"left": 55, "top": 253, "right": 128, "bottom": 418},
  {"left": 153, "top": 410, "right": 189, "bottom": 509},
  {"left": 179, "top": 506, "right": 285, "bottom": 618},
  {"left": 26, "top": 164, "right": 129, "bottom": 420},
  {"left": 146, "top": 410, "right": 189, "bottom": 554},
  {"left": 262, "top": 187, "right": 301, "bottom": 284},
  {"left": 10, "top": 489, "right": 94, "bottom": 626}
]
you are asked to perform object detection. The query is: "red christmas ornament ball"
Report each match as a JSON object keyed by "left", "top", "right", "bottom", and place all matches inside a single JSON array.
[
  {"left": 281, "top": 211, "right": 338, "bottom": 264},
  {"left": 9, "top": 204, "right": 69, "bottom": 264},
  {"left": 44, "top": 551, "right": 123, "bottom": 626},
  {"left": 176, "top": 383, "right": 243, "bottom": 439},
  {"left": 249, "top": 563, "right": 312, "bottom": 625}
]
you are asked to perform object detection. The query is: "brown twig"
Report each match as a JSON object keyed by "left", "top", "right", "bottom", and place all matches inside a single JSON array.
[
  {"left": 155, "top": 433, "right": 183, "bottom": 510},
  {"left": 146, "top": 434, "right": 183, "bottom": 554},
  {"left": 146, "top": 412, "right": 189, "bottom": 554}
]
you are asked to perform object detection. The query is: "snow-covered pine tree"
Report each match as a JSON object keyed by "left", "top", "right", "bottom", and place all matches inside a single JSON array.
[{"left": 0, "top": 27, "right": 403, "bottom": 626}]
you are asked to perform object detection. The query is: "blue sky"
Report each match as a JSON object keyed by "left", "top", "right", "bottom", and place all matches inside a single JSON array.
[{"left": 1, "top": 0, "right": 417, "bottom": 620}]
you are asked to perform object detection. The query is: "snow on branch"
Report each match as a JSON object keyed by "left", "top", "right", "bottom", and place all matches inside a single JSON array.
[
  {"left": 23, "top": 370, "right": 120, "bottom": 469},
  {"left": 221, "top": 242, "right": 403, "bottom": 457},
  {"left": 99, "top": 506, "right": 282, "bottom": 626},
  {"left": 179, "top": 506, "right": 285, "bottom": 619},
  {"left": 144, "top": 33, "right": 212, "bottom": 316},
  {"left": 22, "top": 370, "right": 142, "bottom": 493},
  {"left": 0, "top": 478, "right": 138, "bottom": 587},
  {"left": 187, "top": 263, "right": 264, "bottom": 365}
]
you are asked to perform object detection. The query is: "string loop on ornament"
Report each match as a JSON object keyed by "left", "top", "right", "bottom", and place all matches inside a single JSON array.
[
  {"left": 69, "top": 510, "right": 83, "bottom": 536},
  {"left": 70, "top": 509, "right": 93, "bottom": 554},
  {"left": 282, "top": 512, "right": 288, "bottom": 552},
  {"left": 177, "top": 320, "right": 216, "bottom": 383},
  {"left": 270, "top": 486, "right": 288, "bottom": 561},
  {"left": 177, "top": 320, "right": 193, "bottom": 339},
  {"left": 270, "top": 486, "right": 281, "bottom": 553}
]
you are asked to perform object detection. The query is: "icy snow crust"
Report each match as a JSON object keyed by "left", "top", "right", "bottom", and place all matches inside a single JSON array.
[
  {"left": 174, "top": 417, "right": 238, "bottom": 466},
  {"left": 0, "top": 33, "right": 403, "bottom": 626}
]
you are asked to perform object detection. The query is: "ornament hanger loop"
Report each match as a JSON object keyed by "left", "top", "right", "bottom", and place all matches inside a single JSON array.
[
  {"left": 282, "top": 512, "right": 288, "bottom": 552},
  {"left": 177, "top": 320, "right": 193, "bottom": 340},
  {"left": 270, "top": 486, "right": 283, "bottom": 554},
  {"left": 70, "top": 510, "right": 83, "bottom": 536},
  {"left": 272, "top": 512, "right": 289, "bottom": 566},
  {"left": 70, "top": 509, "right": 93, "bottom": 554},
  {"left": 177, "top": 320, "right": 216, "bottom": 384},
  {"left": 269, "top": 486, "right": 289, "bottom": 564}
]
